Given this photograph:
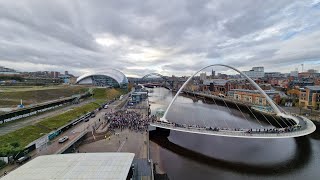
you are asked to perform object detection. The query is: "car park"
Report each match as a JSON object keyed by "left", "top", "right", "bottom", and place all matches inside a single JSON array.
[{"left": 58, "top": 136, "right": 69, "bottom": 143}]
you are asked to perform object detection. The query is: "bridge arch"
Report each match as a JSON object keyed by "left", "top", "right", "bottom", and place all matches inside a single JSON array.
[
  {"left": 141, "top": 73, "right": 173, "bottom": 89},
  {"left": 142, "top": 73, "right": 168, "bottom": 80},
  {"left": 151, "top": 64, "right": 317, "bottom": 138},
  {"left": 161, "top": 64, "right": 295, "bottom": 123}
]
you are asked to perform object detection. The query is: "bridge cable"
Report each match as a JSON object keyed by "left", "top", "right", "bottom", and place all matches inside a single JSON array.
[
  {"left": 192, "top": 88, "right": 209, "bottom": 128},
  {"left": 190, "top": 89, "right": 198, "bottom": 126},
  {"left": 238, "top": 100, "right": 264, "bottom": 128},
  {"left": 264, "top": 100, "right": 291, "bottom": 127},
  {"left": 180, "top": 90, "right": 194, "bottom": 126},
  {"left": 204, "top": 90, "right": 232, "bottom": 129},
  {"left": 190, "top": 87, "right": 202, "bottom": 127},
  {"left": 226, "top": 95, "right": 257, "bottom": 130},
  {"left": 201, "top": 96, "right": 218, "bottom": 128},
  {"left": 269, "top": 111, "right": 291, "bottom": 128},
  {"left": 212, "top": 92, "right": 245, "bottom": 129},
  {"left": 262, "top": 101, "right": 286, "bottom": 128},
  {"left": 276, "top": 105, "right": 295, "bottom": 126},
  {"left": 256, "top": 106, "right": 278, "bottom": 128},
  {"left": 271, "top": 113, "right": 287, "bottom": 128}
]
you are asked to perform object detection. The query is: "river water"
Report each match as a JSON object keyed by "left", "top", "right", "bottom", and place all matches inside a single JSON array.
[{"left": 148, "top": 87, "right": 320, "bottom": 180}]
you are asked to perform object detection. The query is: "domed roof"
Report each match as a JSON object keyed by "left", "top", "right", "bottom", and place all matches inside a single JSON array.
[{"left": 76, "top": 69, "right": 128, "bottom": 85}]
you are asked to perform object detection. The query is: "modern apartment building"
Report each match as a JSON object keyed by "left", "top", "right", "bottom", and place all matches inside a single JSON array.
[{"left": 299, "top": 86, "right": 320, "bottom": 109}]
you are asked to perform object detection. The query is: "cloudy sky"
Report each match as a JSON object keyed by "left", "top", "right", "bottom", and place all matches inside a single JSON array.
[{"left": 0, "top": 0, "right": 320, "bottom": 77}]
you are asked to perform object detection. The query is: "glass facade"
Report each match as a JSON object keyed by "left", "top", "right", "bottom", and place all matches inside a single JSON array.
[
  {"left": 76, "top": 69, "right": 128, "bottom": 88},
  {"left": 91, "top": 75, "right": 120, "bottom": 87}
]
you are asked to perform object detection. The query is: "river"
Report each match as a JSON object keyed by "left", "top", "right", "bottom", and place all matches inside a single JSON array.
[{"left": 148, "top": 87, "right": 320, "bottom": 180}]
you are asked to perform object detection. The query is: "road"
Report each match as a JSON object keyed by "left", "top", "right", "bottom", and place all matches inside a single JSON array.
[
  {"left": 36, "top": 93, "right": 131, "bottom": 155},
  {"left": 0, "top": 99, "right": 95, "bottom": 135},
  {"left": 0, "top": 93, "right": 130, "bottom": 177},
  {"left": 78, "top": 129, "right": 148, "bottom": 159},
  {"left": 77, "top": 98, "right": 149, "bottom": 159}
]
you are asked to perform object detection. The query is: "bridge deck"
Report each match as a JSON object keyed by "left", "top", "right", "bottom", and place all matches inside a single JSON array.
[{"left": 150, "top": 116, "right": 315, "bottom": 138}]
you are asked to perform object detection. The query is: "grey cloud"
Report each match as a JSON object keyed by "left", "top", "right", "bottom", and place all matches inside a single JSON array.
[{"left": 0, "top": 0, "right": 319, "bottom": 76}]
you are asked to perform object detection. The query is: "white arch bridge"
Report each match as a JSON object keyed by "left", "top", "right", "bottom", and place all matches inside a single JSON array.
[{"left": 150, "top": 64, "right": 316, "bottom": 138}]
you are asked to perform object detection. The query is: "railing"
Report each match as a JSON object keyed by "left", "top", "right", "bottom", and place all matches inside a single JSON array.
[
  {"left": 54, "top": 130, "right": 88, "bottom": 154},
  {"left": 150, "top": 118, "right": 315, "bottom": 138}
]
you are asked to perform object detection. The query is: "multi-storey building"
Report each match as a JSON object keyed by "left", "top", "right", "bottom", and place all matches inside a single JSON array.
[
  {"left": 228, "top": 89, "right": 280, "bottom": 105},
  {"left": 299, "top": 86, "right": 320, "bottom": 109},
  {"left": 243, "top": 67, "right": 265, "bottom": 79},
  {"left": 200, "top": 72, "right": 207, "bottom": 81}
]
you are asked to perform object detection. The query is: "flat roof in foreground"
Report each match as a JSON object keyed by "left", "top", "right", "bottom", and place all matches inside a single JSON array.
[{"left": 2, "top": 153, "right": 135, "bottom": 180}]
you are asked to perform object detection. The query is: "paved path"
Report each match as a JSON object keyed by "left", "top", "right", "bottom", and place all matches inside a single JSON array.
[
  {"left": 0, "top": 99, "right": 95, "bottom": 135},
  {"left": 0, "top": 94, "right": 130, "bottom": 177},
  {"left": 281, "top": 106, "right": 320, "bottom": 122},
  {"left": 151, "top": 115, "right": 316, "bottom": 138},
  {"left": 78, "top": 129, "right": 148, "bottom": 159},
  {"left": 117, "top": 140, "right": 126, "bottom": 152}
]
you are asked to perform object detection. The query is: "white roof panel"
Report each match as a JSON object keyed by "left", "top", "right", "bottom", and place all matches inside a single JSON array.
[
  {"left": 76, "top": 69, "right": 128, "bottom": 85},
  {"left": 2, "top": 153, "right": 134, "bottom": 180}
]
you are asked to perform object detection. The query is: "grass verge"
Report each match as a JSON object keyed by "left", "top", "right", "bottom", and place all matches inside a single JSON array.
[
  {"left": 37, "top": 102, "right": 100, "bottom": 130},
  {"left": 0, "top": 86, "right": 88, "bottom": 107},
  {"left": 0, "top": 126, "right": 50, "bottom": 156},
  {"left": 0, "top": 88, "right": 127, "bottom": 156}
]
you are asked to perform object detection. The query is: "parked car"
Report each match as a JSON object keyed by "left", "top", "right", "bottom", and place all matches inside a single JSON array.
[
  {"left": 84, "top": 118, "right": 89, "bottom": 122},
  {"left": 104, "top": 105, "right": 109, "bottom": 109},
  {"left": 16, "top": 155, "right": 31, "bottom": 164},
  {"left": 90, "top": 113, "right": 96, "bottom": 118},
  {"left": 58, "top": 136, "right": 69, "bottom": 143}
]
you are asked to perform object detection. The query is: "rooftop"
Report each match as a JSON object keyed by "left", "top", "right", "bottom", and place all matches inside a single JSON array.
[
  {"left": 229, "top": 89, "right": 278, "bottom": 94},
  {"left": 203, "top": 79, "right": 229, "bottom": 86},
  {"left": 305, "top": 86, "right": 320, "bottom": 91},
  {"left": 2, "top": 153, "right": 135, "bottom": 180}
]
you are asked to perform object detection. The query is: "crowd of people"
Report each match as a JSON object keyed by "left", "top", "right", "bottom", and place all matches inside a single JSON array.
[
  {"left": 157, "top": 121, "right": 302, "bottom": 135},
  {"left": 105, "top": 110, "right": 157, "bottom": 132}
]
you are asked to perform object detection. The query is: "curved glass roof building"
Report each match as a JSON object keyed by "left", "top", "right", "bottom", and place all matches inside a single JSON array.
[{"left": 76, "top": 69, "right": 128, "bottom": 88}]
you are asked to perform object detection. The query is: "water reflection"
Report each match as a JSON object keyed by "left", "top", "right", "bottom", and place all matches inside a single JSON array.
[
  {"left": 150, "top": 134, "right": 311, "bottom": 175},
  {"left": 148, "top": 87, "right": 319, "bottom": 179}
]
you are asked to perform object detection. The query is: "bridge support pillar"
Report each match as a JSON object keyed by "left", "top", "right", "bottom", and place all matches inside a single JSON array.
[{"left": 149, "top": 127, "right": 171, "bottom": 138}]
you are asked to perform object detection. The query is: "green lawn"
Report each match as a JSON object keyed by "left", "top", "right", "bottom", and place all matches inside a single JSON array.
[
  {"left": 93, "top": 88, "right": 128, "bottom": 104},
  {"left": 37, "top": 102, "right": 100, "bottom": 130},
  {"left": 0, "top": 86, "right": 88, "bottom": 107},
  {"left": 0, "top": 88, "right": 127, "bottom": 156},
  {"left": 0, "top": 125, "right": 50, "bottom": 156}
]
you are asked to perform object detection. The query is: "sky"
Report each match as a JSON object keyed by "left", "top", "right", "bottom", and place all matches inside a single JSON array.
[{"left": 0, "top": 0, "right": 320, "bottom": 77}]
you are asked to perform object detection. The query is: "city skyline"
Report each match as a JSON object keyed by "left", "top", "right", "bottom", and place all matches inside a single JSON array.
[{"left": 0, "top": 0, "right": 319, "bottom": 77}]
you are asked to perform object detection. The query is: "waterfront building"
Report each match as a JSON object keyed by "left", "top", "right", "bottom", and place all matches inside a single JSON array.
[
  {"left": 76, "top": 69, "right": 128, "bottom": 88},
  {"left": 289, "top": 80, "right": 314, "bottom": 89},
  {"left": 228, "top": 89, "right": 280, "bottom": 105},
  {"left": 299, "top": 86, "right": 320, "bottom": 109}
]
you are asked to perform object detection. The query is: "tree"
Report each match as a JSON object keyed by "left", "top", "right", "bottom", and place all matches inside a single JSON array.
[
  {"left": 0, "top": 143, "right": 23, "bottom": 157},
  {"left": 0, "top": 159, "right": 6, "bottom": 170}
]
